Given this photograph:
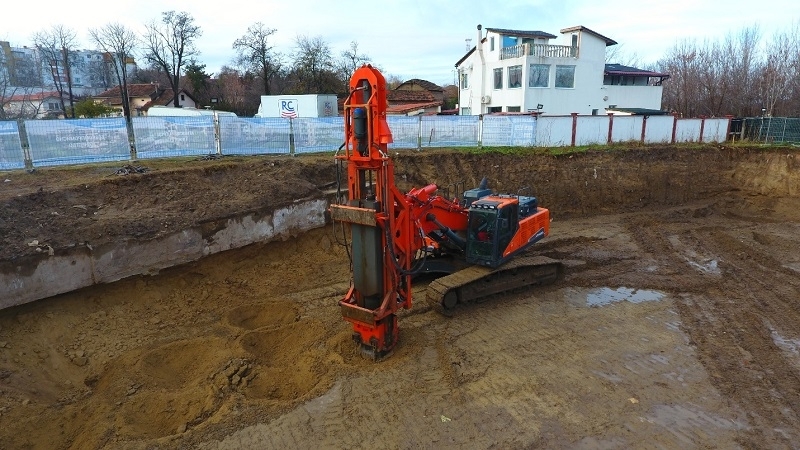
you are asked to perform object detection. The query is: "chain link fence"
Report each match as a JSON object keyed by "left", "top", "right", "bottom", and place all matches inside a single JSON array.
[
  {"left": 738, "top": 117, "right": 800, "bottom": 144},
  {"left": 0, "top": 114, "right": 732, "bottom": 170}
]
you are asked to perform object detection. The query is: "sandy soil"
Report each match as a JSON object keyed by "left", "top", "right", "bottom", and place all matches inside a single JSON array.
[{"left": 2, "top": 145, "right": 800, "bottom": 449}]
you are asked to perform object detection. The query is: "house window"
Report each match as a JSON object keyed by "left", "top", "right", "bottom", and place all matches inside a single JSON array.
[
  {"left": 47, "top": 102, "right": 59, "bottom": 111},
  {"left": 507, "top": 106, "right": 521, "bottom": 112},
  {"left": 460, "top": 72, "right": 469, "bottom": 89},
  {"left": 490, "top": 37, "right": 495, "bottom": 51},
  {"left": 508, "top": 65, "right": 522, "bottom": 88},
  {"left": 529, "top": 64, "right": 549, "bottom": 88},
  {"left": 180, "top": 94, "right": 185, "bottom": 101},
  {"left": 555, "top": 65, "right": 575, "bottom": 88},
  {"left": 493, "top": 68, "right": 503, "bottom": 90},
  {"left": 461, "top": 107, "right": 471, "bottom": 115},
  {"left": 488, "top": 106, "right": 502, "bottom": 113}
]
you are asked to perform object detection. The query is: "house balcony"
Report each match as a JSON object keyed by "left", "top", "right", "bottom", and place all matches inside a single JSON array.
[{"left": 500, "top": 43, "right": 578, "bottom": 60}]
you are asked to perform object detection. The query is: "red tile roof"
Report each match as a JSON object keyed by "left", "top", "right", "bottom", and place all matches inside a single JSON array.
[
  {"left": 95, "top": 83, "right": 161, "bottom": 100},
  {"left": 4, "top": 91, "right": 63, "bottom": 102},
  {"left": 387, "top": 101, "right": 442, "bottom": 114},
  {"left": 387, "top": 90, "right": 435, "bottom": 103},
  {"left": 396, "top": 79, "right": 443, "bottom": 92}
]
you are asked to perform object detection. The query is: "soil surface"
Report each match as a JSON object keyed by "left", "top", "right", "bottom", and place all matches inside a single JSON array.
[{"left": 2, "top": 144, "right": 800, "bottom": 449}]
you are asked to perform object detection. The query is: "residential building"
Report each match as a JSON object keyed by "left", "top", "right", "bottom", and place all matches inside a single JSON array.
[
  {"left": 0, "top": 40, "right": 137, "bottom": 99},
  {"left": 2, "top": 90, "right": 68, "bottom": 119},
  {"left": 94, "top": 83, "right": 197, "bottom": 116},
  {"left": 455, "top": 25, "right": 669, "bottom": 116}
]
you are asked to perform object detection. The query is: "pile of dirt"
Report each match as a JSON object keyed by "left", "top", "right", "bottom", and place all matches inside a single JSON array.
[{"left": 0, "top": 154, "right": 338, "bottom": 261}]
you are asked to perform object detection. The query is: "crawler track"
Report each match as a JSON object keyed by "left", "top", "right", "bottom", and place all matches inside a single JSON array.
[{"left": 427, "top": 255, "right": 564, "bottom": 312}]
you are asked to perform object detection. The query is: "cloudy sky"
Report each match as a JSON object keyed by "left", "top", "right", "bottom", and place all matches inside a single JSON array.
[{"left": 1, "top": 0, "right": 797, "bottom": 86}]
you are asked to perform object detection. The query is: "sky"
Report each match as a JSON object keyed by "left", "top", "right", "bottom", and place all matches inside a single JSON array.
[{"left": 1, "top": 0, "right": 797, "bottom": 86}]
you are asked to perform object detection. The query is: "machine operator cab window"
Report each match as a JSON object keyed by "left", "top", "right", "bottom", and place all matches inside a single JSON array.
[{"left": 466, "top": 198, "right": 519, "bottom": 267}]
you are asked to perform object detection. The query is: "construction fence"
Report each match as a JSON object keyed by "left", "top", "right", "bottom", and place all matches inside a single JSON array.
[
  {"left": 0, "top": 114, "right": 731, "bottom": 170},
  {"left": 734, "top": 117, "right": 800, "bottom": 144}
]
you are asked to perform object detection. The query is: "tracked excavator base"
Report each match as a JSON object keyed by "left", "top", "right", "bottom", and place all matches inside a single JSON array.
[{"left": 427, "top": 256, "right": 564, "bottom": 314}]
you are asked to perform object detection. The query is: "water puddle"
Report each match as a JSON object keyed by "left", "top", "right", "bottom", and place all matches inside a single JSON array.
[
  {"left": 586, "top": 287, "right": 665, "bottom": 307},
  {"left": 559, "top": 287, "right": 666, "bottom": 307}
]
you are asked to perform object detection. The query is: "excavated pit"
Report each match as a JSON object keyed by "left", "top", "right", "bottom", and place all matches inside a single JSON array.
[{"left": 2, "top": 145, "right": 800, "bottom": 449}]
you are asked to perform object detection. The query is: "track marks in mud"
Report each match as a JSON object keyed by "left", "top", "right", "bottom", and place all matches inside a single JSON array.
[{"left": 622, "top": 206, "right": 800, "bottom": 447}]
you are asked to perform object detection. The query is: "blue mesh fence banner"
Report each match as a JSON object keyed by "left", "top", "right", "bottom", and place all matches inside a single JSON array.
[
  {"left": 132, "top": 116, "right": 215, "bottom": 158},
  {"left": 0, "top": 121, "right": 25, "bottom": 170},
  {"left": 387, "top": 116, "right": 421, "bottom": 149},
  {"left": 219, "top": 117, "right": 291, "bottom": 155},
  {"left": 293, "top": 117, "right": 344, "bottom": 154},
  {"left": 482, "top": 116, "right": 537, "bottom": 147},
  {"left": 25, "top": 118, "right": 129, "bottom": 167},
  {"left": 420, "top": 116, "right": 479, "bottom": 148}
]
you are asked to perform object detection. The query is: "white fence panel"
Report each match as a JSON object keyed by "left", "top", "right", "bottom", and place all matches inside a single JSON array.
[
  {"left": 219, "top": 117, "right": 291, "bottom": 155},
  {"left": 132, "top": 116, "right": 215, "bottom": 158},
  {"left": 0, "top": 121, "right": 25, "bottom": 170},
  {"left": 482, "top": 116, "right": 537, "bottom": 147},
  {"left": 675, "top": 119, "right": 703, "bottom": 143},
  {"left": 420, "top": 116, "right": 478, "bottom": 147},
  {"left": 643, "top": 115, "right": 675, "bottom": 143},
  {"left": 575, "top": 116, "right": 610, "bottom": 146},
  {"left": 702, "top": 118, "right": 728, "bottom": 143},
  {"left": 536, "top": 116, "right": 573, "bottom": 146},
  {"left": 25, "top": 118, "right": 129, "bottom": 167},
  {"left": 387, "top": 117, "right": 420, "bottom": 149},
  {"left": 610, "top": 116, "right": 643, "bottom": 143},
  {"left": 294, "top": 117, "right": 344, "bottom": 153}
]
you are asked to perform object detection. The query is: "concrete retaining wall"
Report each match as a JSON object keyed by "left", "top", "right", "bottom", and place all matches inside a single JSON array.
[{"left": 0, "top": 198, "right": 328, "bottom": 310}]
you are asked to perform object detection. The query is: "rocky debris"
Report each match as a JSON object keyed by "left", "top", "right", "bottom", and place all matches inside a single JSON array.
[
  {"left": 126, "top": 384, "right": 142, "bottom": 396},
  {"left": 25, "top": 239, "right": 54, "bottom": 256},
  {"left": 67, "top": 349, "right": 89, "bottom": 367},
  {"left": 210, "top": 359, "right": 255, "bottom": 393},
  {"left": 113, "top": 165, "right": 149, "bottom": 176}
]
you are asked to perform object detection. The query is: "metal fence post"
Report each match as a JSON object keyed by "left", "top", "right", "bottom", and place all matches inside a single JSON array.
[
  {"left": 17, "top": 119, "right": 33, "bottom": 169},
  {"left": 478, "top": 114, "right": 483, "bottom": 148},
  {"left": 126, "top": 117, "right": 137, "bottom": 160},
  {"left": 289, "top": 118, "right": 295, "bottom": 156},
  {"left": 417, "top": 115, "right": 422, "bottom": 151},
  {"left": 213, "top": 111, "right": 222, "bottom": 155}
]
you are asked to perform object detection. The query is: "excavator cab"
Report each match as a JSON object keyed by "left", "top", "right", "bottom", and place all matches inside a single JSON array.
[{"left": 465, "top": 197, "right": 519, "bottom": 268}]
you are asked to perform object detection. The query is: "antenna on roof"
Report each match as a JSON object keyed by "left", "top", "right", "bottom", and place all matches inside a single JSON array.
[{"left": 465, "top": 38, "right": 472, "bottom": 51}]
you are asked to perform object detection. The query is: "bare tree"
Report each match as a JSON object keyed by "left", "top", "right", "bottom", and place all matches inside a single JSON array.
[
  {"left": 32, "top": 25, "right": 79, "bottom": 118},
  {"left": 143, "top": 11, "right": 201, "bottom": 107},
  {"left": 233, "top": 23, "right": 281, "bottom": 95},
  {"left": 291, "top": 35, "right": 343, "bottom": 93},
  {"left": 88, "top": 23, "right": 139, "bottom": 121},
  {"left": 604, "top": 44, "right": 642, "bottom": 67},
  {"left": 758, "top": 23, "right": 800, "bottom": 116},
  {"left": 89, "top": 22, "right": 139, "bottom": 121},
  {"left": 337, "top": 41, "right": 371, "bottom": 81}
]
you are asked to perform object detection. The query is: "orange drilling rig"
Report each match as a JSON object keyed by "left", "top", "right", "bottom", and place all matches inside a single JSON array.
[{"left": 330, "top": 65, "right": 562, "bottom": 359}]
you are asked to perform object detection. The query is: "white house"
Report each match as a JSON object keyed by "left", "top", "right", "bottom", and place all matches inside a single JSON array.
[{"left": 456, "top": 25, "right": 669, "bottom": 116}]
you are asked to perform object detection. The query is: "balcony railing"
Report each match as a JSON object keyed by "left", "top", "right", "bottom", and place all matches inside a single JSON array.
[{"left": 500, "top": 43, "right": 578, "bottom": 60}]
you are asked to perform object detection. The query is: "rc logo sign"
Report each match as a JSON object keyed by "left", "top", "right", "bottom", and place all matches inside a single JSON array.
[{"left": 280, "top": 99, "right": 298, "bottom": 118}]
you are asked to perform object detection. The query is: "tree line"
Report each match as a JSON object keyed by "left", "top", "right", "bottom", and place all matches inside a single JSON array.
[
  {"left": 653, "top": 22, "right": 800, "bottom": 117},
  {"left": 1, "top": 11, "right": 401, "bottom": 119}
]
